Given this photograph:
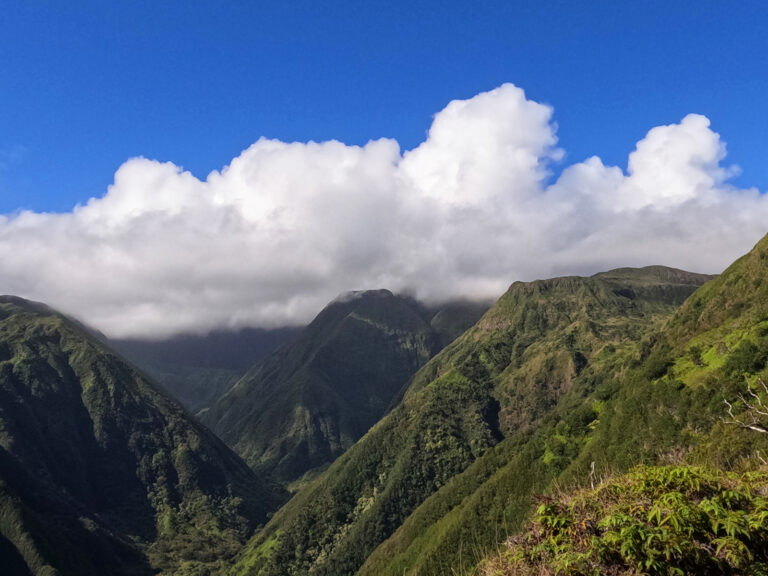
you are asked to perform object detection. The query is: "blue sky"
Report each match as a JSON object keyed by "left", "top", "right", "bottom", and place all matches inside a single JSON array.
[
  {"left": 1, "top": 1, "right": 767, "bottom": 214},
  {"left": 3, "top": 1, "right": 768, "bottom": 337}
]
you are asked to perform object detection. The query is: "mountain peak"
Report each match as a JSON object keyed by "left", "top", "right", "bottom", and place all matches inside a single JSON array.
[
  {"left": 330, "top": 288, "right": 395, "bottom": 304},
  {"left": 0, "top": 294, "right": 55, "bottom": 315}
]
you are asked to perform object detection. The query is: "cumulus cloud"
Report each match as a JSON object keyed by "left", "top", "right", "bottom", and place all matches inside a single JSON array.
[{"left": 1, "top": 83, "right": 765, "bottom": 338}]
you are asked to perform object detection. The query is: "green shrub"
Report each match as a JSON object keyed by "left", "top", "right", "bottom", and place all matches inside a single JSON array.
[{"left": 482, "top": 466, "right": 768, "bottom": 576}]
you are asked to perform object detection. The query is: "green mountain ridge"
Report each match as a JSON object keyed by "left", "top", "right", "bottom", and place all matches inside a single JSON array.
[
  {"left": 364, "top": 238, "right": 768, "bottom": 576},
  {"left": 204, "top": 290, "right": 488, "bottom": 485},
  {"left": 230, "top": 266, "right": 712, "bottom": 576},
  {"left": 0, "top": 296, "right": 285, "bottom": 576}
]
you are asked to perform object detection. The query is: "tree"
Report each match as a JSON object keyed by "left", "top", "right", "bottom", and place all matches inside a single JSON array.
[{"left": 723, "top": 377, "right": 768, "bottom": 434}]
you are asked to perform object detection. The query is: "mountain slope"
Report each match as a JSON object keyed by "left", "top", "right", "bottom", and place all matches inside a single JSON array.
[
  {"left": 111, "top": 327, "right": 301, "bottom": 414},
  {"left": 230, "top": 266, "right": 710, "bottom": 576},
  {"left": 578, "top": 234, "right": 768, "bottom": 471},
  {"left": 0, "top": 297, "right": 285, "bottom": 576},
  {"left": 204, "top": 290, "right": 487, "bottom": 484},
  {"left": 368, "top": 235, "right": 768, "bottom": 576}
]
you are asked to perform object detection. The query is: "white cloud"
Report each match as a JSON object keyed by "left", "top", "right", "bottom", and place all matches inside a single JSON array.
[{"left": 1, "top": 83, "right": 766, "bottom": 338}]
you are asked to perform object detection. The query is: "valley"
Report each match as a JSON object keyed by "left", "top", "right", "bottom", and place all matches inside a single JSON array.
[{"left": 4, "top": 237, "right": 768, "bottom": 575}]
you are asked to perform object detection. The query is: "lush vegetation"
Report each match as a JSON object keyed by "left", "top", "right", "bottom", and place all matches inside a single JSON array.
[
  {"left": 481, "top": 466, "right": 768, "bottom": 576},
  {"left": 359, "top": 239, "right": 768, "bottom": 576},
  {"left": 466, "top": 235, "right": 768, "bottom": 576},
  {"left": 229, "top": 266, "right": 709, "bottom": 576},
  {"left": 9, "top": 233, "right": 768, "bottom": 576},
  {"left": 204, "top": 290, "right": 486, "bottom": 485},
  {"left": 0, "top": 297, "right": 284, "bottom": 575}
]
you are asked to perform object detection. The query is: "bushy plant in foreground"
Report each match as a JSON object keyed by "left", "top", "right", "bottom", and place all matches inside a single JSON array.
[{"left": 481, "top": 466, "right": 768, "bottom": 576}]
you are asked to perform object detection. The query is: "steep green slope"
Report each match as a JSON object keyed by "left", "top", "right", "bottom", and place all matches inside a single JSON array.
[
  {"left": 574, "top": 236, "right": 768, "bottom": 475},
  {"left": 111, "top": 327, "right": 301, "bottom": 414},
  {"left": 230, "top": 266, "right": 709, "bottom": 576},
  {"left": 204, "top": 290, "right": 486, "bottom": 485},
  {"left": 372, "top": 235, "right": 768, "bottom": 576},
  {"left": 0, "top": 297, "right": 285, "bottom": 576}
]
